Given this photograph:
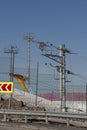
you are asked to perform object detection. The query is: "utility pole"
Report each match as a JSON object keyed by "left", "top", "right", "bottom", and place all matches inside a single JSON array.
[
  {"left": 59, "top": 44, "right": 66, "bottom": 112},
  {"left": 4, "top": 45, "right": 18, "bottom": 109},
  {"left": 36, "top": 62, "right": 39, "bottom": 106},
  {"left": 4, "top": 46, "right": 18, "bottom": 81},
  {"left": 24, "top": 33, "right": 34, "bottom": 92},
  {"left": 86, "top": 83, "right": 87, "bottom": 113},
  {"left": 41, "top": 43, "right": 72, "bottom": 112}
]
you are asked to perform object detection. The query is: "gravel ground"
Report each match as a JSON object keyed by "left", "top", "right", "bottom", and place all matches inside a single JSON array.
[{"left": 0, "top": 123, "right": 87, "bottom": 130}]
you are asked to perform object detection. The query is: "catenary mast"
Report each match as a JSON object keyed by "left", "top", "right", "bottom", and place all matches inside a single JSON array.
[{"left": 24, "top": 33, "right": 34, "bottom": 91}]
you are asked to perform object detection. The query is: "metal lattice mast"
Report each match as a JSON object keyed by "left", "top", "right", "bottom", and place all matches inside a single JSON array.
[
  {"left": 24, "top": 33, "right": 34, "bottom": 91},
  {"left": 4, "top": 46, "right": 18, "bottom": 82},
  {"left": 4, "top": 45, "right": 18, "bottom": 109}
]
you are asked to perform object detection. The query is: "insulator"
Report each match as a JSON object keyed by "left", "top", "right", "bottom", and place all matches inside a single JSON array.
[{"left": 39, "top": 43, "right": 46, "bottom": 51}]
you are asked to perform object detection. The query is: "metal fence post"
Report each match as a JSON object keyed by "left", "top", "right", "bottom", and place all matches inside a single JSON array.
[{"left": 86, "top": 83, "right": 87, "bottom": 113}]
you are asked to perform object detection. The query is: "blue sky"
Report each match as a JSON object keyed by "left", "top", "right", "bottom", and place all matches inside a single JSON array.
[{"left": 0, "top": 0, "right": 87, "bottom": 85}]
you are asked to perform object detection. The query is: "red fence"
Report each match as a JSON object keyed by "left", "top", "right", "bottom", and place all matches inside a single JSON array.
[{"left": 39, "top": 93, "right": 87, "bottom": 101}]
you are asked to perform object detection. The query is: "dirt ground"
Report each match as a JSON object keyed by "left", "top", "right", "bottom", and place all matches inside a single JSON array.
[{"left": 0, "top": 123, "right": 87, "bottom": 130}]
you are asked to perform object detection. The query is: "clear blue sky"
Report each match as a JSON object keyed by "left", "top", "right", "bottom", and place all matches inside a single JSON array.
[{"left": 0, "top": 0, "right": 87, "bottom": 85}]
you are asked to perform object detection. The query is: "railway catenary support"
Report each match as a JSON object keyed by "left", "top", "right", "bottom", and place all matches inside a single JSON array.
[{"left": 59, "top": 44, "right": 66, "bottom": 112}]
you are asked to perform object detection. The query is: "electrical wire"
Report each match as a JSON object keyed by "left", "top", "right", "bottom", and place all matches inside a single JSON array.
[{"left": 75, "top": 74, "right": 87, "bottom": 82}]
